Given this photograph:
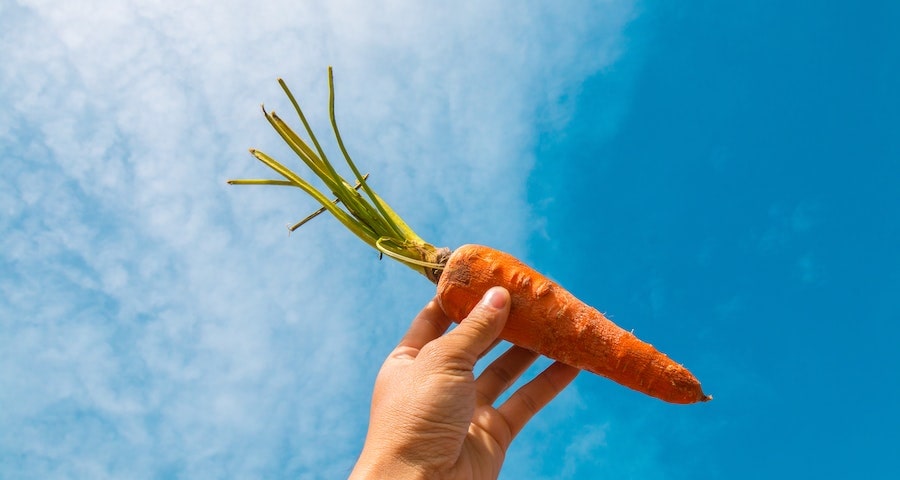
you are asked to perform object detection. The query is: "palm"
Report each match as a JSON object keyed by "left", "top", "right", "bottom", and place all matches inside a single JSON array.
[{"left": 357, "top": 294, "right": 579, "bottom": 479}]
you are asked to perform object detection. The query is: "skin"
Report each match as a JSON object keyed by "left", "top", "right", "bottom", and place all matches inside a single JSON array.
[
  {"left": 350, "top": 287, "right": 580, "bottom": 480},
  {"left": 438, "top": 245, "right": 710, "bottom": 404}
]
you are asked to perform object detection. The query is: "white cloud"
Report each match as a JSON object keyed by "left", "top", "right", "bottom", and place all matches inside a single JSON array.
[{"left": 1, "top": 0, "right": 638, "bottom": 477}]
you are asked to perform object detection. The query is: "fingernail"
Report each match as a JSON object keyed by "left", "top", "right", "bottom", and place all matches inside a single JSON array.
[{"left": 482, "top": 287, "right": 508, "bottom": 309}]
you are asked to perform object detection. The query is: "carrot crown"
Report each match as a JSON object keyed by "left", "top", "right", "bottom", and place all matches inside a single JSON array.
[{"left": 228, "top": 67, "right": 449, "bottom": 283}]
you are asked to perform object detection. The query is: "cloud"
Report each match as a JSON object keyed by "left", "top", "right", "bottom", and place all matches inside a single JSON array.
[{"left": 1, "top": 0, "right": 637, "bottom": 477}]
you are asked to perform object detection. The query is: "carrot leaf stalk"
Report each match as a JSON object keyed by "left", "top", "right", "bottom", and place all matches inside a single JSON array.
[{"left": 228, "top": 67, "right": 450, "bottom": 283}]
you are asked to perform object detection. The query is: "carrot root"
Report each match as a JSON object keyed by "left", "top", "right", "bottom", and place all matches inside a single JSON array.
[{"left": 436, "top": 244, "right": 711, "bottom": 404}]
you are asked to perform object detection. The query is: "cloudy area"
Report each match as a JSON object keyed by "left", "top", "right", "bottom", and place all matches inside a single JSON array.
[{"left": 1, "top": 1, "right": 636, "bottom": 478}]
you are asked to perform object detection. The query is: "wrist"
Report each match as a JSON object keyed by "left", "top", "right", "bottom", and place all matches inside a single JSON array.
[{"left": 349, "top": 450, "right": 430, "bottom": 480}]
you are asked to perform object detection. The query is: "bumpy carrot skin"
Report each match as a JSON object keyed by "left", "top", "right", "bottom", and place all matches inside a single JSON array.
[{"left": 436, "top": 244, "right": 711, "bottom": 404}]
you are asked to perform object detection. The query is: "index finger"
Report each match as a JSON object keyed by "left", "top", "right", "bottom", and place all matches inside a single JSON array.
[{"left": 395, "top": 297, "right": 453, "bottom": 354}]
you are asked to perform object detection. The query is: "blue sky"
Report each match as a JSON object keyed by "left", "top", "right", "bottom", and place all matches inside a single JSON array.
[{"left": 1, "top": 1, "right": 897, "bottom": 479}]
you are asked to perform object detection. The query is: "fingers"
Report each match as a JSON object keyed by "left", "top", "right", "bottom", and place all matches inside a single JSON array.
[
  {"left": 497, "top": 361, "right": 580, "bottom": 440},
  {"left": 393, "top": 297, "right": 453, "bottom": 358},
  {"left": 438, "top": 287, "right": 511, "bottom": 363},
  {"left": 477, "top": 339, "right": 503, "bottom": 361},
  {"left": 475, "top": 345, "right": 539, "bottom": 406}
]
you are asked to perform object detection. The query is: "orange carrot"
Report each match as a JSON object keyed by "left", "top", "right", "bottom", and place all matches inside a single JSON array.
[
  {"left": 229, "top": 68, "right": 711, "bottom": 405},
  {"left": 437, "top": 244, "right": 711, "bottom": 404}
]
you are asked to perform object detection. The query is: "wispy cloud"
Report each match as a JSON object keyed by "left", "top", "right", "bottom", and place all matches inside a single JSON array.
[{"left": 1, "top": 0, "right": 637, "bottom": 477}]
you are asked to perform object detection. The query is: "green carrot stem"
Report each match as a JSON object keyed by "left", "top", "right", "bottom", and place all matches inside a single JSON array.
[{"left": 228, "top": 67, "right": 449, "bottom": 281}]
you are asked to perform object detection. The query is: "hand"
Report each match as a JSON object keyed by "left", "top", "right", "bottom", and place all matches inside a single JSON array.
[{"left": 350, "top": 287, "right": 580, "bottom": 479}]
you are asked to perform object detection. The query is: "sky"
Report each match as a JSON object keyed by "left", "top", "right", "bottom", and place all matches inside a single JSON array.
[{"left": 1, "top": 1, "right": 898, "bottom": 479}]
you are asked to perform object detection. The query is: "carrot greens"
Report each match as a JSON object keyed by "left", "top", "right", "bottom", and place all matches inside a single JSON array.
[{"left": 228, "top": 68, "right": 449, "bottom": 282}]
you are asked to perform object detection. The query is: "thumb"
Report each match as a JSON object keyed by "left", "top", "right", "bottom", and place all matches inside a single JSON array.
[{"left": 439, "top": 286, "right": 511, "bottom": 361}]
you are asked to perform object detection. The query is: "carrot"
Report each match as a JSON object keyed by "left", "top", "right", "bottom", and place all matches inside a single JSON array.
[
  {"left": 437, "top": 244, "right": 710, "bottom": 404},
  {"left": 229, "top": 67, "right": 711, "bottom": 404}
]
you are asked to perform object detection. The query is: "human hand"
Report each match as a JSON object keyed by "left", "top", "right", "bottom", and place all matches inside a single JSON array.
[{"left": 350, "top": 287, "right": 580, "bottom": 479}]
